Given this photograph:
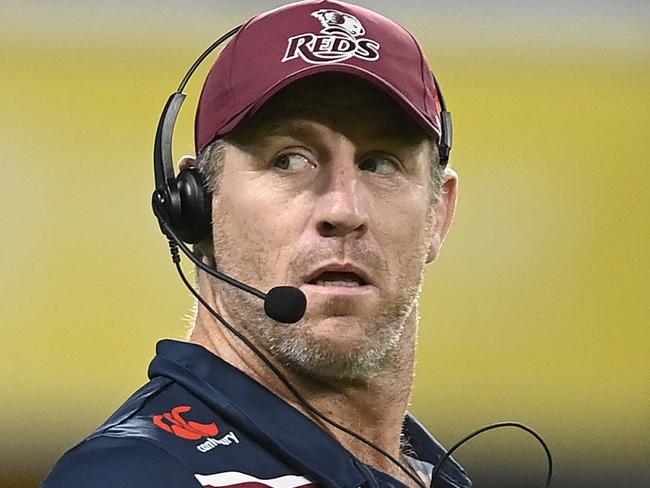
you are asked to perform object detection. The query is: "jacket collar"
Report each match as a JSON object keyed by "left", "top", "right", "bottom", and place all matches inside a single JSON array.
[{"left": 149, "top": 339, "right": 470, "bottom": 488}]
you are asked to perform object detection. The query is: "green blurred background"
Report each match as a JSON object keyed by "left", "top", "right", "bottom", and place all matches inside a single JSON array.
[{"left": 1, "top": 1, "right": 648, "bottom": 486}]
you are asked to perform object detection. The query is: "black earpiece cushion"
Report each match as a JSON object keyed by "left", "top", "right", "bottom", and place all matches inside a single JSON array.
[{"left": 175, "top": 168, "right": 212, "bottom": 244}]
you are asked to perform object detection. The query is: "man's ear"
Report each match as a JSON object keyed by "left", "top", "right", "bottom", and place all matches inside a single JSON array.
[
  {"left": 427, "top": 168, "right": 458, "bottom": 263},
  {"left": 195, "top": 239, "right": 215, "bottom": 265},
  {"left": 178, "top": 155, "right": 196, "bottom": 172}
]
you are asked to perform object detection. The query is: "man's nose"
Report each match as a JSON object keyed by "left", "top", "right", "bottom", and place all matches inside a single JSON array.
[{"left": 315, "top": 164, "right": 369, "bottom": 239}]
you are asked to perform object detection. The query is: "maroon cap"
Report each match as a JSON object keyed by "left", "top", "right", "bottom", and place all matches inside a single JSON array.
[{"left": 195, "top": 0, "right": 442, "bottom": 153}]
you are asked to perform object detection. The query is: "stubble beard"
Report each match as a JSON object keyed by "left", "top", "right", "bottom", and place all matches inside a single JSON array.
[
  {"left": 208, "top": 216, "right": 431, "bottom": 382},
  {"left": 211, "top": 270, "right": 423, "bottom": 382}
]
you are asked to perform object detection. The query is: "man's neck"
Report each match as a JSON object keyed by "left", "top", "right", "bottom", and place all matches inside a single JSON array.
[{"left": 188, "top": 288, "right": 419, "bottom": 484}]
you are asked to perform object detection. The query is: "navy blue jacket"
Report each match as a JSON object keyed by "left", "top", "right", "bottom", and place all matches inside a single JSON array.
[{"left": 41, "top": 340, "right": 471, "bottom": 488}]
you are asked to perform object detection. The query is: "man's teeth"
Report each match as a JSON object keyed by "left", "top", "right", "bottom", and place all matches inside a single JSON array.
[{"left": 314, "top": 280, "right": 361, "bottom": 287}]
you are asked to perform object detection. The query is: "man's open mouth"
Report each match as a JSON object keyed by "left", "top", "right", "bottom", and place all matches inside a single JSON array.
[
  {"left": 302, "top": 264, "right": 373, "bottom": 292},
  {"left": 308, "top": 271, "right": 367, "bottom": 287}
]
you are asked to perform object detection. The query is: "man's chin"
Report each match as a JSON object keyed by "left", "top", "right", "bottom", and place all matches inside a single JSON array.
[
  {"left": 301, "top": 314, "right": 372, "bottom": 346},
  {"left": 268, "top": 315, "right": 403, "bottom": 381}
]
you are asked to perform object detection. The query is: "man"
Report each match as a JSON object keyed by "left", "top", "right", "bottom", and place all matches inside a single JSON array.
[{"left": 42, "top": 1, "right": 470, "bottom": 487}]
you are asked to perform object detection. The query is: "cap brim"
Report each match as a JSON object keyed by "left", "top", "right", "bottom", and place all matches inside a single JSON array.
[{"left": 215, "top": 63, "right": 441, "bottom": 141}]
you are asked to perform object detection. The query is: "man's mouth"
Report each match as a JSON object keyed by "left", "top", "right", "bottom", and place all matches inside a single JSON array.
[
  {"left": 309, "top": 271, "right": 367, "bottom": 287},
  {"left": 301, "top": 264, "right": 375, "bottom": 296}
]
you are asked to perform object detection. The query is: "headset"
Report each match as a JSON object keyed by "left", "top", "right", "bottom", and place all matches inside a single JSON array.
[
  {"left": 152, "top": 25, "right": 452, "bottom": 246},
  {"left": 151, "top": 24, "right": 552, "bottom": 488}
]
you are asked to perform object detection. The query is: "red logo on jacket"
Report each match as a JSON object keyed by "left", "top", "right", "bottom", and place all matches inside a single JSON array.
[{"left": 153, "top": 405, "right": 219, "bottom": 440}]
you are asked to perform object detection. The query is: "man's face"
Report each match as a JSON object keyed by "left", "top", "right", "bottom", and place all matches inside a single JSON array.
[{"left": 208, "top": 74, "right": 455, "bottom": 380}]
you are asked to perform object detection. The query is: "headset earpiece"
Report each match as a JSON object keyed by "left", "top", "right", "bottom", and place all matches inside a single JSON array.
[{"left": 169, "top": 168, "right": 212, "bottom": 244}]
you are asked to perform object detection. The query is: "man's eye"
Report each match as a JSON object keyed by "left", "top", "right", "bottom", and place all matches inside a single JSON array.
[
  {"left": 359, "top": 156, "right": 399, "bottom": 174},
  {"left": 273, "top": 153, "right": 311, "bottom": 171}
]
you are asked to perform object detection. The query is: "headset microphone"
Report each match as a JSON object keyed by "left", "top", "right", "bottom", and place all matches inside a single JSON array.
[{"left": 264, "top": 286, "right": 307, "bottom": 324}]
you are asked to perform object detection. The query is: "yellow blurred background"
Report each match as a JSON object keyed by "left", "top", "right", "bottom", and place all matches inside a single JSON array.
[{"left": 1, "top": 1, "right": 648, "bottom": 487}]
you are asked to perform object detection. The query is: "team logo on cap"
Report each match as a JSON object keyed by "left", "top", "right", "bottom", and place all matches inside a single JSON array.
[{"left": 282, "top": 9, "right": 380, "bottom": 65}]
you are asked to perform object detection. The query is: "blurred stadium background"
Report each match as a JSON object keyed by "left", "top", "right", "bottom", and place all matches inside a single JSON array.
[{"left": 1, "top": 1, "right": 648, "bottom": 486}]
